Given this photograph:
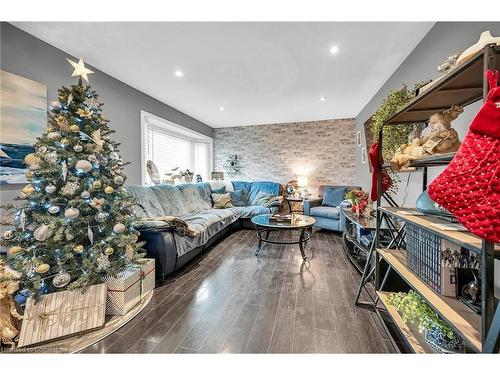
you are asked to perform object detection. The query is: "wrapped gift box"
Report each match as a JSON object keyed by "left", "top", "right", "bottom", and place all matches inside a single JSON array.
[
  {"left": 105, "top": 258, "right": 155, "bottom": 315},
  {"left": 18, "top": 283, "right": 107, "bottom": 348}
]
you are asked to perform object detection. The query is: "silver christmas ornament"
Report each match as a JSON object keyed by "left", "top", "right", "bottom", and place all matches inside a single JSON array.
[
  {"left": 114, "top": 176, "right": 124, "bottom": 185},
  {"left": 87, "top": 154, "right": 97, "bottom": 163},
  {"left": 45, "top": 184, "right": 57, "bottom": 194},
  {"left": 87, "top": 225, "right": 94, "bottom": 245},
  {"left": 52, "top": 272, "right": 71, "bottom": 288},
  {"left": 20, "top": 209, "right": 26, "bottom": 231},
  {"left": 67, "top": 94, "right": 73, "bottom": 106},
  {"left": 47, "top": 131, "right": 61, "bottom": 140},
  {"left": 73, "top": 144, "right": 83, "bottom": 152},
  {"left": 50, "top": 101, "right": 62, "bottom": 111},
  {"left": 64, "top": 207, "right": 80, "bottom": 219},
  {"left": 2, "top": 230, "right": 15, "bottom": 240},
  {"left": 113, "top": 223, "right": 126, "bottom": 234},
  {"left": 76, "top": 159, "right": 92, "bottom": 173},
  {"left": 33, "top": 224, "right": 54, "bottom": 242},
  {"left": 62, "top": 161, "right": 68, "bottom": 181},
  {"left": 48, "top": 205, "right": 60, "bottom": 214},
  {"left": 80, "top": 190, "right": 90, "bottom": 199},
  {"left": 95, "top": 211, "right": 109, "bottom": 223}
]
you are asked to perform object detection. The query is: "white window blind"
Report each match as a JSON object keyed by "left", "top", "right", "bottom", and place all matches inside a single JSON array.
[{"left": 142, "top": 113, "right": 213, "bottom": 185}]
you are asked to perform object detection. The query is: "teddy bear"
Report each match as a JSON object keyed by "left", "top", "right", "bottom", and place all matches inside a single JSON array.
[{"left": 390, "top": 105, "right": 463, "bottom": 171}]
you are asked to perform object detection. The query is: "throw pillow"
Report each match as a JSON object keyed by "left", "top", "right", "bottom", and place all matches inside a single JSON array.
[
  {"left": 322, "top": 187, "right": 347, "bottom": 207},
  {"left": 251, "top": 192, "right": 276, "bottom": 206},
  {"left": 212, "top": 193, "right": 234, "bottom": 209},
  {"left": 230, "top": 189, "right": 247, "bottom": 207},
  {"left": 212, "top": 186, "right": 226, "bottom": 194}
]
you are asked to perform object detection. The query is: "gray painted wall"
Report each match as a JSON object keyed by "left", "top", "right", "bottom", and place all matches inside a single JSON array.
[
  {"left": 355, "top": 22, "right": 500, "bottom": 207},
  {"left": 0, "top": 22, "right": 213, "bottom": 202}
]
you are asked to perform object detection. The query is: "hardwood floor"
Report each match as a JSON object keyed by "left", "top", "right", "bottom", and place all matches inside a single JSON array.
[{"left": 81, "top": 229, "right": 396, "bottom": 354}]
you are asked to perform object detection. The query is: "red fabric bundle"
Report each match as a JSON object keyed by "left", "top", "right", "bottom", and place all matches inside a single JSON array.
[
  {"left": 428, "top": 70, "right": 500, "bottom": 242},
  {"left": 369, "top": 141, "right": 392, "bottom": 202}
]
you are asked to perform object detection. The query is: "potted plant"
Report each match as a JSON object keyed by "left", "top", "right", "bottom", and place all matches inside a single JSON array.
[
  {"left": 344, "top": 189, "right": 371, "bottom": 218},
  {"left": 387, "top": 290, "right": 464, "bottom": 353}
]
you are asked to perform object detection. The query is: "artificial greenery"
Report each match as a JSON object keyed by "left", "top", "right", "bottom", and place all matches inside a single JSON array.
[
  {"left": 370, "top": 85, "right": 419, "bottom": 162},
  {"left": 2, "top": 78, "right": 145, "bottom": 297},
  {"left": 387, "top": 291, "right": 455, "bottom": 339}
]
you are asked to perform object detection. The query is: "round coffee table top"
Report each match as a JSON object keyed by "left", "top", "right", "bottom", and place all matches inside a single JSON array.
[{"left": 251, "top": 213, "right": 316, "bottom": 229}]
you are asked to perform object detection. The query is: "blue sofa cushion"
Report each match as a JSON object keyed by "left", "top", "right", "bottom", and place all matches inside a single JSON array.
[
  {"left": 248, "top": 181, "right": 280, "bottom": 205},
  {"left": 310, "top": 206, "right": 340, "bottom": 220},
  {"left": 322, "top": 187, "right": 347, "bottom": 207},
  {"left": 211, "top": 186, "right": 226, "bottom": 194},
  {"left": 230, "top": 189, "right": 247, "bottom": 207},
  {"left": 251, "top": 192, "right": 275, "bottom": 206}
]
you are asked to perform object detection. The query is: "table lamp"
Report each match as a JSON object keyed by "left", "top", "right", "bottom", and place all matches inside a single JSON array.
[{"left": 297, "top": 175, "right": 309, "bottom": 199}]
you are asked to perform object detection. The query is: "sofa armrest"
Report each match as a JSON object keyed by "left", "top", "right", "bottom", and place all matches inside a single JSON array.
[
  {"left": 133, "top": 220, "right": 174, "bottom": 233},
  {"left": 303, "top": 198, "right": 322, "bottom": 215}
]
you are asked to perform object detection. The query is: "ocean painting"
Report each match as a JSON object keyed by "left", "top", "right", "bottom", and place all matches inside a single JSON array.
[{"left": 0, "top": 70, "right": 47, "bottom": 185}]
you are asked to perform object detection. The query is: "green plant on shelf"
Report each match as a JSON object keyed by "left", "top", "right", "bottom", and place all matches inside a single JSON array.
[{"left": 386, "top": 290, "right": 455, "bottom": 339}]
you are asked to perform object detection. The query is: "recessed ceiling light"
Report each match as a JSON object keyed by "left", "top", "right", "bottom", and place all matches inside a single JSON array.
[
  {"left": 329, "top": 45, "right": 340, "bottom": 55},
  {"left": 320, "top": 96, "right": 327, "bottom": 102},
  {"left": 174, "top": 70, "right": 184, "bottom": 77},
  {"left": 219, "top": 106, "right": 225, "bottom": 111}
]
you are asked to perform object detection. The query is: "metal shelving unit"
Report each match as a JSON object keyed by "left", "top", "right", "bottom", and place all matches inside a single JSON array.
[{"left": 366, "top": 44, "right": 500, "bottom": 353}]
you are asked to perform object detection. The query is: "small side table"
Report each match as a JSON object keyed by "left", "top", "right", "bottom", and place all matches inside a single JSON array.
[{"left": 284, "top": 197, "right": 304, "bottom": 213}]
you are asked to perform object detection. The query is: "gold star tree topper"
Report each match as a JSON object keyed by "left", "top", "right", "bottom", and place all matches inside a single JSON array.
[{"left": 66, "top": 58, "right": 94, "bottom": 83}]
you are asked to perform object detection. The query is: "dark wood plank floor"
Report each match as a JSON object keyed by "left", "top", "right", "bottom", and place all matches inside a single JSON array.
[{"left": 81, "top": 229, "right": 396, "bottom": 354}]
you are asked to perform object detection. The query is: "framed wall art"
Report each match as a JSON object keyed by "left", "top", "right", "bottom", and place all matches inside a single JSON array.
[{"left": 0, "top": 70, "right": 47, "bottom": 185}]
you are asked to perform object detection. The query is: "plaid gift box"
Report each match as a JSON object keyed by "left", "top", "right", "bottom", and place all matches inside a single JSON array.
[
  {"left": 18, "top": 283, "right": 107, "bottom": 348},
  {"left": 104, "top": 258, "right": 155, "bottom": 316}
]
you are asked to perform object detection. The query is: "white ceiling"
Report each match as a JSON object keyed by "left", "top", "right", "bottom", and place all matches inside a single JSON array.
[{"left": 13, "top": 22, "right": 434, "bottom": 128}]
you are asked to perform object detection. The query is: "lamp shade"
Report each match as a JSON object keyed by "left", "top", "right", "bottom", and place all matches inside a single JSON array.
[{"left": 297, "top": 175, "right": 308, "bottom": 187}]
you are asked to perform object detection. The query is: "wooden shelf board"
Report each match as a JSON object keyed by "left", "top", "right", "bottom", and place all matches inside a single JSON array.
[
  {"left": 377, "top": 248, "right": 482, "bottom": 352},
  {"left": 381, "top": 152, "right": 455, "bottom": 169},
  {"left": 385, "top": 46, "right": 500, "bottom": 124},
  {"left": 379, "top": 207, "right": 484, "bottom": 252},
  {"left": 377, "top": 291, "right": 435, "bottom": 353}
]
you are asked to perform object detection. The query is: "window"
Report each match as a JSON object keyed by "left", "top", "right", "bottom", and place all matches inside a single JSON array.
[{"left": 141, "top": 111, "right": 213, "bottom": 185}]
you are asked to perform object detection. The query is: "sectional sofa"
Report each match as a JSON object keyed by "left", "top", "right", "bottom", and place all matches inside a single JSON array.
[{"left": 126, "top": 181, "right": 281, "bottom": 279}]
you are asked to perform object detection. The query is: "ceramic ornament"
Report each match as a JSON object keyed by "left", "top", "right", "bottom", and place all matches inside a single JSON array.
[
  {"left": 64, "top": 207, "right": 80, "bottom": 219},
  {"left": 95, "top": 211, "right": 109, "bottom": 222},
  {"left": 47, "top": 131, "right": 62, "bottom": 140},
  {"left": 20, "top": 209, "right": 26, "bottom": 231},
  {"left": 48, "top": 205, "right": 60, "bottom": 214},
  {"left": 87, "top": 224, "right": 94, "bottom": 245},
  {"left": 73, "top": 244, "right": 84, "bottom": 253},
  {"left": 50, "top": 101, "right": 62, "bottom": 111},
  {"left": 45, "top": 184, "right": 57, "bottom": 194},
  {"left": 113, "top": 175, "right": 124, "bottom": 185},
  {"left": 76, "top": 160, "right": 92, "bottom": 173},
  {"left": 61, "top": 161, "right": 68, "bottom": 181},
  {"left": 24, "top": 153, "right": 42, "bottom": 166},
  {"left": 52, "top": 272, "right": 71, "bottom": 288},
  {"left": 113, "top": 223, "right": 126, "bottom": 234},
  {"left": 36, "top": 264, "right": 50, "bottom": 274},
  {"left": 33, "top": 224, "right": 54, "bottom": 242},
  {"left": 104, "top": 186, "right": 114, "bottom": 194},
  {"left": 2, "top": 230, "right": 15, "bottom": 240}
]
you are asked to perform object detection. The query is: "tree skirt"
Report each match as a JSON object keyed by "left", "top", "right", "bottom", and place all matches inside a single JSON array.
[{"left": 10, "top": 291, "right": 153, "bottom": 354}]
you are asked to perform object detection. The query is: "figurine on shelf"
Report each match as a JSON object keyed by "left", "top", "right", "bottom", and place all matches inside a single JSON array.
[
  {"left": 390, "top": 105, "right": 463, "bottom": 171},
  {"left": 0, "top": 260, "right": 23, "bottom": 348}
]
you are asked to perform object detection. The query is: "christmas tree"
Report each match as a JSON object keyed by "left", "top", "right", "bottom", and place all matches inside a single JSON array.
[{"left": 2, "top": 58, "right": 144, "bottom": 297}]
